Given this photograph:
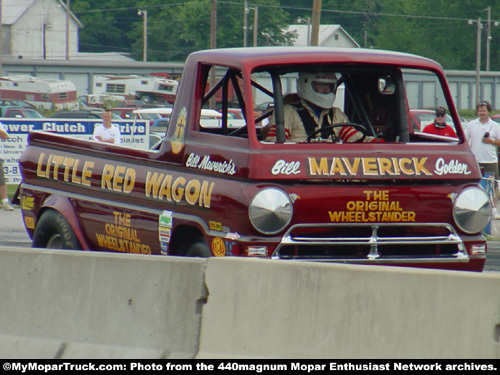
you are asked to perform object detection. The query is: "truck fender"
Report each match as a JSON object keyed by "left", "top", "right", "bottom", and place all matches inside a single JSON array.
[{"left": 36, "top": 195, "right": 90, "bottom": 250}]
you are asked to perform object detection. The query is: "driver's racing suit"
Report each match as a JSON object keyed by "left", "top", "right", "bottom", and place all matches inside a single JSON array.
[{"left": 264, "top": 99, "right": 377, "bottom": 143}]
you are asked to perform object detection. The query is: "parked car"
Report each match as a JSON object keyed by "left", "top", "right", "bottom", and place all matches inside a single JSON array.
[
  {"left": 150, "top": 115, "right": 170, "bottom": 149},
  {"left": 79, "top": 101, "right": 103, "bottom": 112},
  {"left": 108, "top": 107, "right": 175, "bottom": 126},
  {"left": 223, "top": 108, "right": 244, "bottom": 119},
  {"left": 1, "top": 106, "right": 44, "bottom": 118},
  {"left": 142, "top": 108, "right": 222, "bottom": 127},
  {"left": 490, "top": 114, "right": 500, "bottom": 123},
  {"left": 49, "top": 110, "right": 122, "bottom": 120},
  {"left": 254, "top": 101, "right": 274, "bottom": 112},
  {"left": 113, "top": 100, "right": 167, "bottom": 109},
  {"left": 152, "top": 118, "right": 169, "bottom": 128},
  {"left": 132, "top": 108, "right": 167, "bottom": 126},
  {"left": 49, "top": 110, "right": 103, "bottom": 119},
  {"left": 78, "top": 94, "right": 126, "bottom": 108},
  {"left": 0, "top": 99, "right": 37, "bottom": 109},
  {"left": 108, "top": 107, "right": 167, "bottom": 127},
  {"left": 109, "top": 107, "right": 136, "bottom": 120},
  {"left": 220, "top": 108, "right": 271, "bottom": 127}
]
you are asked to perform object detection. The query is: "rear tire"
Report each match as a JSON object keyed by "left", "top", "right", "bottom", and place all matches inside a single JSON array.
[
  {"left": 32, "top": 209, "right": 81, "bottom": 250},
  {"left": 185, "top": 239, "right": 210, "bottom": 257}
]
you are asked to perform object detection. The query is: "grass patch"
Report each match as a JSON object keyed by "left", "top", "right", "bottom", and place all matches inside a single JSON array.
[
  {"left": 458, "top": 110, "right": 476, "bottom": 120},
  {"left": 459, "top": 109, "right": 500, "bottom": 121},
  {"left": 7, "top": 184, "right": 18, "bottom": 199}
]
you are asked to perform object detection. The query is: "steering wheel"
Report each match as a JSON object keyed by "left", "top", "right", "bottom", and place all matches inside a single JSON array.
[
  {"left": 305, "top": 122, "right": 368, "bottom": 143},
  {"left": 228, "top": 109, "right": 274, "bottom": 137}
]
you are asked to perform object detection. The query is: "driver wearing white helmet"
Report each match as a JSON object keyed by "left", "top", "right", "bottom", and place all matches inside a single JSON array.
[{"left": 264, "top": 72, "right": 378, "bottom": 143}]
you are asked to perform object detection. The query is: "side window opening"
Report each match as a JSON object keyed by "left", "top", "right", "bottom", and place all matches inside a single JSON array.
[
  {"left": 197, "top": 66, "right": 248, "bottom": 137},
  {"left": 404, "top": 69, "right": 461, "bottom": 143},
  {"left": 195, "top": 65, "right": 275, "bottom": 140}
]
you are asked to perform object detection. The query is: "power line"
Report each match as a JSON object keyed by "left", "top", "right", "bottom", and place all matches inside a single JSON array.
[
  {"left": 71, "top": 1, "right": 500, "bottom": 23},
  {"left": 14, "top": 1, "right": 499, "bottom": 64}
]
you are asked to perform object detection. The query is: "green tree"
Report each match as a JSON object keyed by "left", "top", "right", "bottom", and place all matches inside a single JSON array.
[
  {"left": 370, "top": 0, "right": 500, "bottom": 70},
  {"left": 135, "top": 0, "right": 292, "bottom": 61},
  {"left": 72, "top": 0, "right": 138, "bottom": 53},
  {"left": 279, "top": 0, "right": 500, "bottom": 70},
  {"left": 74, "top": 0, "right": 294, "bottom": 61},
  {"left": 282, "top": 0, "right": 386, "bottom": 47},
  {"left": 71, "top": 0, "right": 500, "bottom": 70}
]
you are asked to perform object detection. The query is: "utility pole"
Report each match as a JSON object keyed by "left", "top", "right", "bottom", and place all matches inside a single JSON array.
[
  {"left": 305, "top": 17, "right": 311, "bottom": 46},
  {"left": 43, "top": 23, "right": 47, "bottom": 59},
  {"left": 243, "top": 0, "right": 248, "bottom": 47},
  {"left": 66, "top": 0, "right": 70, "bottom": 60},
  {"left": 468, "top": 17, "right": 482, "bottom": 105},
  {"left": 486, "top": 7, "right": 491, "bottom": 71},
  {"left": 253, "top": 6, "right": 258, "bottom": 47},
  {"left": 210, "top": 0, "right": 217, "bottom": 109},
  {"left": 143, "top": 10, "right": 148, "bottom": 62},
  {"left": 0, "top": 0, "right": 3, "bottom": 74},
  {"left": 296, "top": 17, "right": 311, "bottom": 45},
  {"left": 476, "top": 18, "right": 482, "bottom": 105},
  {"left": 470, "top": 18, "right": 482, "bottom": 105},
  {"left": 485, "top": 7, "right": 499, "bottom": 72},
  {"left": 210, "top": 0, "right": 217, "bottom": 50},
  {"left": 138, "top": 9, "right": 148, "bottom": 62},
  {"left": 310, "top": 0, "right": 322, "bottom": 46}
]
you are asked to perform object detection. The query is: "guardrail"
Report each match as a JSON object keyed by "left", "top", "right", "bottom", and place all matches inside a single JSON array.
[{"left": 0, "top": 247, "right": 499, "bottom": 358}]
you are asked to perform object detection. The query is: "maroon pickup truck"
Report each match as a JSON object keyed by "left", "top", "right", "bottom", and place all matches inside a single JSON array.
[{"left": 18, "top": 47, "right": 491, "bottom": 271}]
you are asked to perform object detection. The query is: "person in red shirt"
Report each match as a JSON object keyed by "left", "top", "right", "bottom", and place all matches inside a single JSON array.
[{"left": 422, "top": 107, "right": 457, "bottom": 137}]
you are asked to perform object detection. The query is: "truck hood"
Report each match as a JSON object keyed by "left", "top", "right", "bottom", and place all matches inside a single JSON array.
[{"left": 248, "top": 145, "right": 481, "bottom": 181}]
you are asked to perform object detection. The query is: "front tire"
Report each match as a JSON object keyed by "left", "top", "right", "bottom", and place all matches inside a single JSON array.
[
  {"left": 185, "top": 238, "right": 210, "bottom": 257},
  {"left": 32, "top": 209, "right": 81, "bottom": 250}
]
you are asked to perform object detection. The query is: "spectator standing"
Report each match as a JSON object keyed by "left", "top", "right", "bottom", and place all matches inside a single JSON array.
[
  {"left": 0, "top": 122, "right": 14, "bottom": 211},
  {"left": 93, "top": 110, "right": 121, "bottom": 144},
  {"left": 465, "top": 100, "right": 500, "bottom": 218},
  {"left": 422, "top": 106, "right": 457, "bottom": 137}
]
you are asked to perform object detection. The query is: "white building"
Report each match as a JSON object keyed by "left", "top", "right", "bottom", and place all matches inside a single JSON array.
[
  {"left": 286, "top": 24, "right": 360, "bottom": 48},
  {"left": 1, "top": 0, "right": 83, "bottom": 59}
]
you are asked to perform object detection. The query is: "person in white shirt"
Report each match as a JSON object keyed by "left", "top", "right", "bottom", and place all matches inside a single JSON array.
[
  {"left": 93, "top": 110, "right": 121, "bottom": 144},
  {"left": 0, "top": 123, "right": 14, "bottom": 211},
  {"left": 465, "top": 100, "right": 500, "bottom": 218}
]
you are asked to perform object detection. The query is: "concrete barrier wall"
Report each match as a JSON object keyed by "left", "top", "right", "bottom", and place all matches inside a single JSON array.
[
  {"left": 1, "top": 247, "right": 500, "bottom": 359},
  {"left": 0, "top": 247, "right": 207, "bottom": 359},
  {"left": 197, "top": 258, "right": 500, "bottom": 359}
]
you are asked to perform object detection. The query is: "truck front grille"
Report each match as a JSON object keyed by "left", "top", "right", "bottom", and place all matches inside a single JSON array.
[{"left": 272, "top": 223, "right": 469, "bottom": 263}]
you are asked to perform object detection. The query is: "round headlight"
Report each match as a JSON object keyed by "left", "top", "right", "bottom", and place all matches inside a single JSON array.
[
  {"left": 453, "top": 187, "right": 491, "bottom": 234},
  {"left": 249, "top": 188, "right": 293, "bottom": 235}
]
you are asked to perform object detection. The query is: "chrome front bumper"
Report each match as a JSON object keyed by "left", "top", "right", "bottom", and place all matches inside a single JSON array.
[{"left": 272, "top": 222, "right": 471, "bottom": 263}]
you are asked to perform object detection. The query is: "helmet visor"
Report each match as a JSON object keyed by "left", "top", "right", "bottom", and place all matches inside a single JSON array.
[{"left": 312, "top": 81, "right": 336, "bottom": 94}]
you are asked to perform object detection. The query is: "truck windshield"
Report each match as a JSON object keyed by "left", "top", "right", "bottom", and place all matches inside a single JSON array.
[
  {"left": 251, "top": 66, "right": 460, "bottom": 144},
  {"left": 192, "top": 62, "right": 460, "bottom": 145}
]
